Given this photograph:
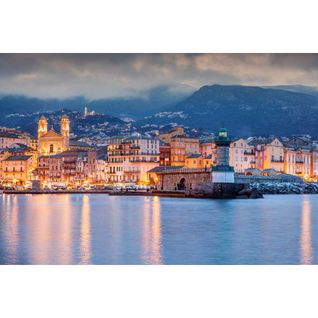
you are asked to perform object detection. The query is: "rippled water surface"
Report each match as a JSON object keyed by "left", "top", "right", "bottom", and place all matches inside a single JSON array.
[{"left": 0, "top": 193, "right": 317, "bottom": 264}]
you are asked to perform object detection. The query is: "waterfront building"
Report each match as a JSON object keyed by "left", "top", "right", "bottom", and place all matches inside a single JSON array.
[
  {"left": 311, "top": 146, "right": 318, "bottom": 180},
  {"left": 169, "top": 134, "right": 200, "bottom": 166},
  {"left": 283, "top": 137, "right": 312, "bottom": 178},
  {"left": 37, "top": 115, "right": 70, "bottom": 156},
  {"left": 95, "top": 149, "right": 109, "bottom": 184},
  {"left": 159, "top": 141, "right": 171, "bottom": 166},
  {"left": 184, "top": 153, "right": 212, "bottom": 169},
  {"left": 158, "top": 126, "right": 200, "bottom": 166},
  {"left": 185, "top": 154, "right": 204, "bottom": 168},
  {"left": 199, "top": 140, "right": 215, "bottom": 161},
  {"left": 229, "top": 138, "right": 255, "bottom": 173},
  {"left": 0, "top": 143, "right": 38, "bottom": 185},
  {"left": 37, "top": 150, "right": 99, "bottom": 186},
  {"left": 107, "top": 135, "right": 160, "bottom": 184},
  {"left": 1, "top": 155, "right": 34, "bottom": 185},
  {"left": 147, "top": 166, "right": 210, "bottom": 191},
  {"left": 264, "top": 138, "right": 285, "bottom": 172},
  {"left": 248, "top": 137, "right": 284, "bottom": 172}
]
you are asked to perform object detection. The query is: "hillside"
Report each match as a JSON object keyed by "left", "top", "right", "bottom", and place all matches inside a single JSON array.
[
  {"left": 140, "top": 85, "right": 318, "bottom": 137},
  {"left": 0, "top": 109, "right": 135, "bottom": 138},
  {"left": 0, "top": 85, "right": 191, "bottom": 120}
]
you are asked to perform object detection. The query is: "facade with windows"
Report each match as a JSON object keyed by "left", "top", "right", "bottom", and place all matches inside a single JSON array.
[
  {"left": 37, "top": 115, "right": 70, "bottom": 156},
  {"left": 229, "top": 138, "right": 255, "bottom": 173},
  {"left": 107, "top": 135, "right": 160, "bottom": 184}
]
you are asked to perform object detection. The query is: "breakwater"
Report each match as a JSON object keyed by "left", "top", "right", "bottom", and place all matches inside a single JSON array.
[{"left": 251, "top": 182, "right": 318, "bottom": 194}]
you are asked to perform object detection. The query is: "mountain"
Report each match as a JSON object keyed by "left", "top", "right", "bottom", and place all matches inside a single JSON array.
[
  {"left": 140, "top": 85, "right": 318, "bottom": 137},
  {"left": 0, "top": 95, "right": 87, "bottom": 116},
  {"left": 263, "top": 85, "right": 318, "bottom": 98},
  {"left": 0, "top": 85, "right": 192, "bottom": 120}
]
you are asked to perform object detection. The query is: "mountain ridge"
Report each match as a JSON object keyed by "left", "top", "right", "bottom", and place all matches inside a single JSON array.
[{"left": 139, "top": 84, "right": 318, "bottom": 137}]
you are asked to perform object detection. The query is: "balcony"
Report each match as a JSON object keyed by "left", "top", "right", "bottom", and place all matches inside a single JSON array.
[
  {"left": 129, "top": 145, "right": 140, "bottom": 149},
  {"left": 244, "top": 151, "right": 255, "bottom": 155},
  {"left": 271, "top": 158, "right": 284, "bottom": 163},
  {"left": 295, "top": 159, "right": 304, "bottom": 164},
  {"left": 129, "top": 159, "right": 159, "bottom": 163}
]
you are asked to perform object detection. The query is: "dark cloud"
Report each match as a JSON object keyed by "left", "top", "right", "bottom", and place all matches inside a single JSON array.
[{"left": 0, "top": 53, "right": 318, "bottom": 99}]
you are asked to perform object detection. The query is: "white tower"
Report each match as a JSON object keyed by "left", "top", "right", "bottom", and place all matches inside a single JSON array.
[{"left": 211, "top": 128, "right": 235, "bottom": 183}]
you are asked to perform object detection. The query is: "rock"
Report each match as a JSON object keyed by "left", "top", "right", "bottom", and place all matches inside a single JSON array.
[
  {"left": 250, "top": 182, "right": 318, "bottom": 194},
  {"left": 249, "top": 189, "right": 263, "bottom": 199},
  {"left": 236, "top": 194, "right": 249, "bottom": 199}
]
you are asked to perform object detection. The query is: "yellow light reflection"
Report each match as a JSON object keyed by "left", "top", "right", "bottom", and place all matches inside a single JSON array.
[
  {"left": 6, "top": 195, "right": 19, "bottom": 264},
  {"left": 26, "top": 195, "right": 52, "bottom": 264},
  {"left": 300, "top": 198, "right": 312, "bottom": 265},
  {"left": 142, "top": 196, "right": 162, "bottom": 264},
  {"left": 25, "top": 194, "right": 73, "bottom": 264},
  {"left": 57, "top": 195, "right": 73, "bottom": 264},
  {"left": 80, "top": 194, "right": 91, "bottom": 264}
]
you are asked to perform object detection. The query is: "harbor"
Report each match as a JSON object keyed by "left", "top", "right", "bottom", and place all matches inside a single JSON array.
[{"left": 0, "top": 192, "right": 317, "bottom": 265}]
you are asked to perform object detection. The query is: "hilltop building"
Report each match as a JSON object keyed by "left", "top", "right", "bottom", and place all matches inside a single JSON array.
[{"left": 84, "top": 106, "right": 96, "bottom": 118}]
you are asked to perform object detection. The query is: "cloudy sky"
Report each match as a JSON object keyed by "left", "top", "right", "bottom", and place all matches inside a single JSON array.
[{"left": 0, "top": 54, "right": 318, "bottom": 99}]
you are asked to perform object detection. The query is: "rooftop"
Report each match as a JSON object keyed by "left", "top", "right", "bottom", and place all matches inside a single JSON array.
[
  {"left": 147, "top": 166, "right": 184, "bottom": 173},
  {"left": 41, "top": 129, "right": 62, "bottom": 138},
  {"left": 187, "top": 153, "right": 202, "bottom": 158},
  {"left": 0, "top": 132, "right": 21, "bottom": 139},
  {"left": 3, "top": 155, "right": 32, "bottom": 161},
  {"left": 69, "top": 140, "right": 91, "bottom": 147}
]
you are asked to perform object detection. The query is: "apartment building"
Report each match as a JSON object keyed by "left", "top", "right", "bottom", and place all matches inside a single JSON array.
[
  {"left": 37, "top": 150, "right": 98, "bottom": 185},
  {"left": 229, "top": 138, "right": 255, "bottom": 173},
  {"left": 247, "top": 137, "right": 284, "bottom": 172},
  {"left": 0, "top": 132, "right": 30, "bottom": 149},
  {"left": 283, "top": 137, "right": 312, "bottom": 177},
  {"left": 107, "top": 135, "right": 160, "bottom": 184},
  {"left": 1, "top": 155, "right": 34, "bottom": 185}
]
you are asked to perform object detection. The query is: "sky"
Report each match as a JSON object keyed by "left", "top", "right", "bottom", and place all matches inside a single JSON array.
[{"left": 0, "top": 53, "right": 318, "bottom": 100}]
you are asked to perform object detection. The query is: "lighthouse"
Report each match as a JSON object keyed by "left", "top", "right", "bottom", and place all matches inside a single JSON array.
[{"left": 212, "top": 127, "right": 235, "bottom": 183}]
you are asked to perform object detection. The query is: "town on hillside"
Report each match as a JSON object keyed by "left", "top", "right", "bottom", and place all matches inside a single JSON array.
[{"left": 0, "top": 108, "right": 318, "bottom": 191}]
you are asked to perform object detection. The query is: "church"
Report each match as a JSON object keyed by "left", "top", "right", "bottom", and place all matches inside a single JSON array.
[{"left": 38, "top": 115, "right": 70, "bottom": 156}]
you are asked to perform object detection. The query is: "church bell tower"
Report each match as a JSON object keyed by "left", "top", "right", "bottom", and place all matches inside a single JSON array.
[
  {"left": 60, "top": 114, "right": 70, "bottom": 149},
  {"left": 38, "top": 115, "right": 48, "bottom": 139}
]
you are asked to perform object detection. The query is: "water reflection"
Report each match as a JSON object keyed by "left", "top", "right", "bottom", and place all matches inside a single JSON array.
[
  {"left": 26, "top": 195, "right": 52, "bottom": 264},
  {"left": 300, "top": 198, "right": 312, "bottom": 265},
  {"left": 142, "top": 196, "right": 162, "bottom": 264},
  {"left": 80, "top": 195, "right": 91, "bottom": 264},
  {"left": 24, "top": 195, "right": 74, "bottom": 264},
  {"left": 3, "top": 195, "right": 19, "bottom": 264},
  {"left": 2, "top": 194, "right": 318, "bottom": 264},
  {"left": 56, "top": 195, "right": 73, "bottom": 264}
]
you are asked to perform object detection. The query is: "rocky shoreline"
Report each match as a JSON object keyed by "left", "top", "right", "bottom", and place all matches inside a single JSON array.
[{"left": 251, "top": 182, "right": 318, "bottom": 194}]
